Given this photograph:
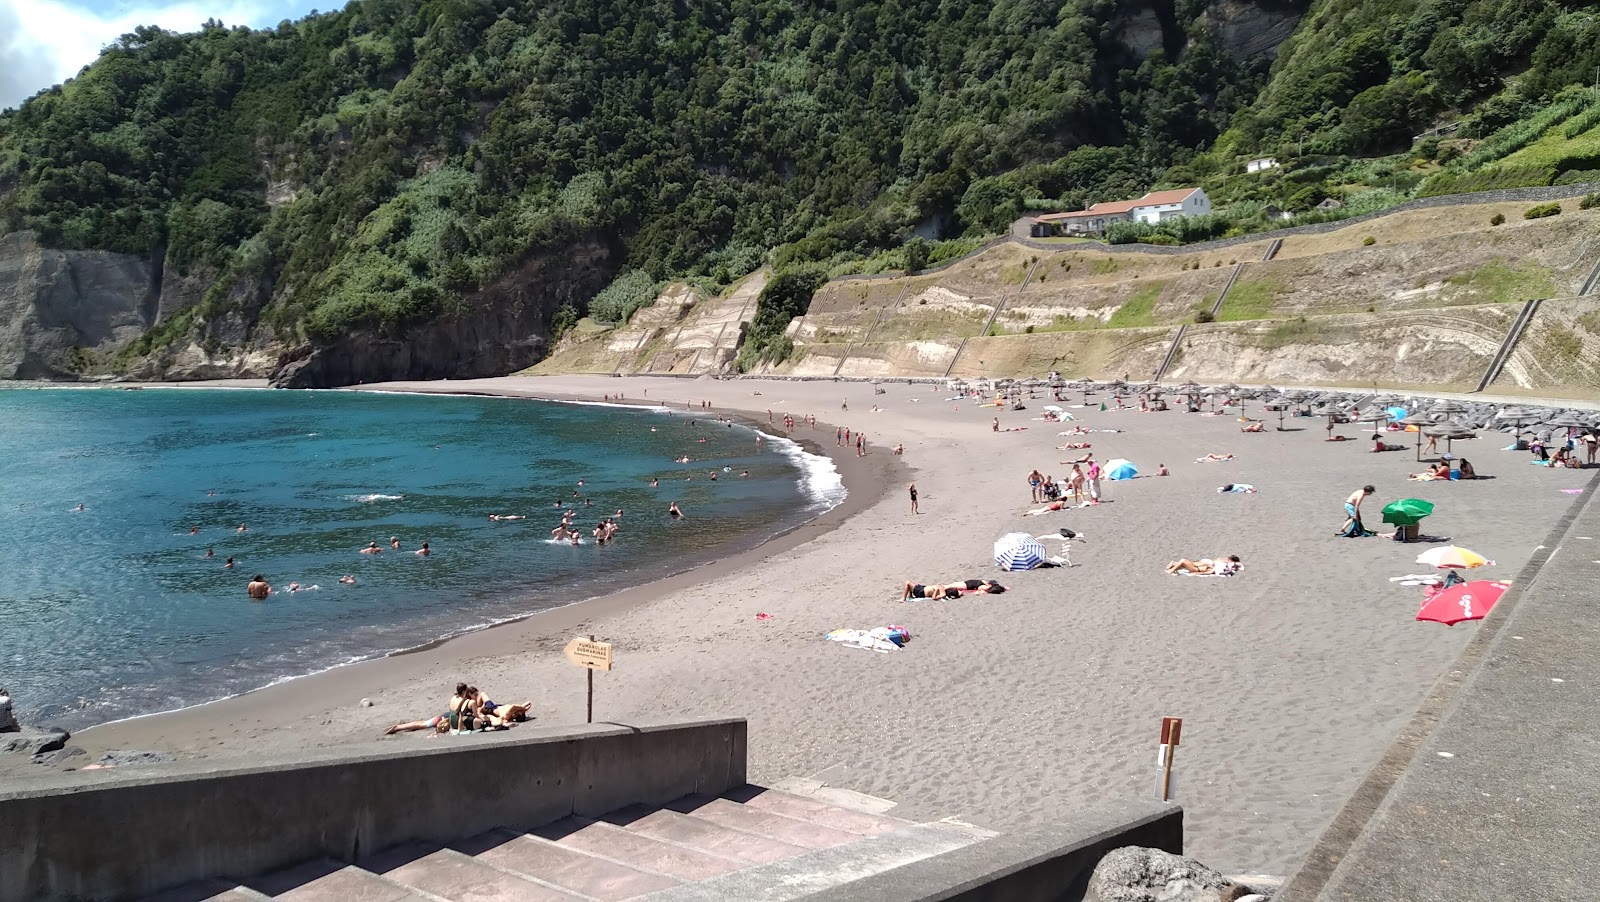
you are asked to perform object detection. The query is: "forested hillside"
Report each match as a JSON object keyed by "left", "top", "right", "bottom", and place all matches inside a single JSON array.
[{"left": 0, "top": 0, "right": 1597, "bottom": 384}]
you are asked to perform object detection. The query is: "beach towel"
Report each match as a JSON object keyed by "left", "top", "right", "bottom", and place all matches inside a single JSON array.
[
  {"left": 1337, "top": 516, "right": 1376, "bottom": 538},
  {"left": 1217, "top": 483, "right": 1257, "bottom": 493},
  {"left": 825, "top": 626, "right": 911, "bottom": 653}
]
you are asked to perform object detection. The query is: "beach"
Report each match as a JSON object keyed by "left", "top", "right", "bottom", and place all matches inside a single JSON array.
[{"left": 37, "top": 375, "right": 1588, "bottom": 875}]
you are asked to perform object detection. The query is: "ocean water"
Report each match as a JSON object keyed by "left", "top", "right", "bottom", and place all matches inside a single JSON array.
[{"left": 0, "top": 387, "right": 843, "bottom": 729}]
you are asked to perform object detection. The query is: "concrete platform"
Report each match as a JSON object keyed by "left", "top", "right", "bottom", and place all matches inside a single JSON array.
[{"left": 1280, "top": 475, "right": 1600, "bottom": 901}]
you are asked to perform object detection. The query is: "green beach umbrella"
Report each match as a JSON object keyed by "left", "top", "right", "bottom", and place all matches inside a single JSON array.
[{"left": 1382, "top": 498, "right": 1436, "bottom": 526}]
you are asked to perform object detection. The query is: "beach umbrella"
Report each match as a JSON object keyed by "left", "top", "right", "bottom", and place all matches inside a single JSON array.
[
  {"left": 1382, "top": 498, "right": 1435, "bottom": 526},
  {"left": 1386, "top": 406, "right": 1409, "bottom": 422},
  {"left": 1417, "top": 580, "right": 1510, "bottom": 626},
  {"left": 1429, "top": 399, "right": 1469, "bottom": 417},
  {"left": 993, "top": 533, "right": 1048, "bottom": 571},
  {"left": 1105, "top": 458, "right": 1138, "bottom": 480},
  {"left": 1416, "top": 545, "right": 1492, "bottom": 569},
  {"left": 1423, "top": 421, "right": 1476, "bottom": 454}
]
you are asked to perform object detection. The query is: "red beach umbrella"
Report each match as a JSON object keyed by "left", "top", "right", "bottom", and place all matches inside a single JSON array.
[{"left": 1416, "top": 580, "right": 1509, "bottom": 626}]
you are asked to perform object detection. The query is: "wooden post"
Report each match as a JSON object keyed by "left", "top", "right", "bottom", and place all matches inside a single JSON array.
[
  {"left": 1159, "top": 716, "right": 1183, "bottom": 802},
  {"left": 587, "top": 634, "right": 595, "bottom": 723}
]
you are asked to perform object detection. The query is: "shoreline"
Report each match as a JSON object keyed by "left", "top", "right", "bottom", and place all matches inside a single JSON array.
[
  {"left": 66, "top": 379, "right": 897, "bottom": 752},
  {"left": 12, "top": 373, "right": 1584, "bottom": 875}
]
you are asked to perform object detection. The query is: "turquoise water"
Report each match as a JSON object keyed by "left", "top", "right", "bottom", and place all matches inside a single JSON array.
[{"left": 0, "top": 388, "right": 842, "bottom": 729}]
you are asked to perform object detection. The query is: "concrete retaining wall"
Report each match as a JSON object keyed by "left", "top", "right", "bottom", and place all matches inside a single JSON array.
[
  {"left": 0, "top": 717, "right": 747, "bottom": 902},
  {"left": 810, "top": 800, "right": 1184, "bottom": 902}
]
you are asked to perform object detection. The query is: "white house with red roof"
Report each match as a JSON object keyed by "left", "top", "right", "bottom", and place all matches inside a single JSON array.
[{"left": 1029, "top": 187, "right": 1210, "bottom": 237}]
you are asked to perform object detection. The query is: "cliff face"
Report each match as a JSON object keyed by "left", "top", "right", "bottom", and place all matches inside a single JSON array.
[
  {"left": 270, "top": 240, "right": 613, "bottom": 388},
  {"left": 0, "top": 232, "right": 156, "bottom": 379}
]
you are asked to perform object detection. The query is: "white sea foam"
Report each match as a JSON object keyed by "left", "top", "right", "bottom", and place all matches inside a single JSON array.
[
  {"left": 764, "top": 432, "right": 847, "bottom": 512},
  {"left": 345, "top": 493, "right": 405, "bottom": 503}
]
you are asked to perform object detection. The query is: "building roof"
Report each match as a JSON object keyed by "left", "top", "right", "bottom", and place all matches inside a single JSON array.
[{"left": 1032, "top": 188, "right": 1201, "bottom": 222}]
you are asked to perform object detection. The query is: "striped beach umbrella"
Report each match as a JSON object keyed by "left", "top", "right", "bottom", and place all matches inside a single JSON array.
[{"left": 994, "top": 533, "right": 1048, "bottom": 571}]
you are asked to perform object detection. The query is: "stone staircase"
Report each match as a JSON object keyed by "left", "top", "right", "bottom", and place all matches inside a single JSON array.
[{"left": 145, "top": 784, "right": 993, "bottom": 902}]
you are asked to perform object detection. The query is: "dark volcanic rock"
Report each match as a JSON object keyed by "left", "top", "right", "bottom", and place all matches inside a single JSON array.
[
  {"left": 96, "top": 750, "right": 178, "bottom": 767},
  {"left": 2, "top": 726, "right": 71, "bottom": 756},
  {"left": 32, "top": 745, "right": 88, "bottom": 767},
  {"left": 271, "top": 240, "right": 612, "bottom": 388},
  {"left": 1089, "top": 846, "right": 1235, "bottom": 902}
]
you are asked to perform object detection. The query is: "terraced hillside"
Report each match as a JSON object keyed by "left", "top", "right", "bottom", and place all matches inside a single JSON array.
[{"left": 536, "top": 199, "right": 1600, "bottom": 391}]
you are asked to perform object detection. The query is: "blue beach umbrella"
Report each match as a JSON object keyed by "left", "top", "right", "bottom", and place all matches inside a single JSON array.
[
  {"left": 1386, "top": 406, "right": 1408, "bottom": 422},
  {"left": 994, "top": 533, "right": 1048, "bottom": 571},
  {"left": 1105, "top": 458, "right": 1138, "bottom": 480}
]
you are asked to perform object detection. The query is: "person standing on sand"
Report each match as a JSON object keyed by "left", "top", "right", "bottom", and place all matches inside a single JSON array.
[
  {"left": 1028, "top": 469, "right": 1045, "bottom": 502},
  {"left": 247, "top": 574, "right": 271, "bottom": 599},
  {"left": 1085, "top": 458, "right": 1102, "bottom": 505},
  {"left": 1343, "top": 485, "right": 1375, "bottom": 533},
  {"left": 909, "top": 483, "right": 919, "bottom": 514}
]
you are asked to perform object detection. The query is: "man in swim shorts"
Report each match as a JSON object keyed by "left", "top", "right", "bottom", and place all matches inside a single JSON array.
[{"left": 1343, "top": 485, "right": 1374, "bottom": 532}]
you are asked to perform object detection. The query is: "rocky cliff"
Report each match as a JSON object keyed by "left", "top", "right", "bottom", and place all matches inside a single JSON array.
[
  {"left": 0, "top": 232, "right": 157, "bottom": 379},
  {"left": 271, "top": 240, "right": 613, "bottom": 388}
]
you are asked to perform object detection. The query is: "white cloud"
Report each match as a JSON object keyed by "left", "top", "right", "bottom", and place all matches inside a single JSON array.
[{"left": 0, "top": 0, "right": 287, "bottom": 109}]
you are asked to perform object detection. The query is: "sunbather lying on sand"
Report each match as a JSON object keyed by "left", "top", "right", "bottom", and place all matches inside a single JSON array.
[
  {"left": 1196, "top": 453, "right": 1234, "bottom": 462},
  {"left": 385, "top": 714, "right": 450, "bottom": 735},
  {"left": 1408, "top": 462, "right": 1452, "bottom": 480},
  {"left": 1241, "top": 421, "right": 1265, "bottom": 432},
  {"left": 1325, "top": 434, "right": 1350, "bottom": 442},
  {"left": 902, "top": 581, "right": 961, "bottom": 601},
  {"left": 1057, "top": 442, "right": 1091, "bottom": 450},
  {"left": 1372, "top": 436, "right": 1405, "bottom": 452},
  {"left": 1165, "top": 555, "right": 1241, "bottom": 575},
  {"left": 946, "top": 578, "right": 1007, "bottom": 595},
  {"left": 1027, "top": 501, "right": 1073, "bottom": 514},
  {"left": 473, "top": 691, "right": 533, "bottom": 726}
]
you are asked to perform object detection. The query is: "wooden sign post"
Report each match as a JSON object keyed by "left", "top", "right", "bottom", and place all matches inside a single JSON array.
[
  {"left": 564, "top": 635, "right": 614, "bottom": 723},
  {"left": 1159, "top": 716, "right": 1183, "bottom": 802}
]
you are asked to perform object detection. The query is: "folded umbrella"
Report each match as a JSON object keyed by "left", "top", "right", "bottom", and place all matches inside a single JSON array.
[{"left": 1417, "top": 580, "right": 1509, "bottom": 625}]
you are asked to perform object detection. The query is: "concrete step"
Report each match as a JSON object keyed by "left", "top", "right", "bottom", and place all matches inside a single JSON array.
[
  {"left": 532, "top": 818, "right": 745, "bottom": 882},
  {"left": 663, "top": 796, "right": 861, "bottom": 850},
  {"left": 456, "top": 830, "right": 682, "bottom": 900},
  {"left": 247, "top": 861, "right": 432, "bottom": 902},
  {"left": 724, "top": 785, "right": 909, "bottom": 836},
  {"left": 142, "top": 879, "right": 273, "bottom": 901},
  {"left": 634, "top": 821, "right": 993, "bottom": 902},
  {"left": 602, "top": 805, "right": 809, "bottom": 865},
  {"left": 365, "top": 845, "right": 583, "bottom": 901}
]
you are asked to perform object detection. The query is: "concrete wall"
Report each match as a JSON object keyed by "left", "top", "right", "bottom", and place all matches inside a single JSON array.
[
  {"left": 810, "top": 800, "right": 1183, "bottom": 902},
  {"left": 0, "top": 717, "right": 747, "bottom": 902}
]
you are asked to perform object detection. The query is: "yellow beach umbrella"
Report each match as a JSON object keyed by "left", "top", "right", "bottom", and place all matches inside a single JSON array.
[{"left": 1416, "top": 545, "right": 1492, "bottom": 569}]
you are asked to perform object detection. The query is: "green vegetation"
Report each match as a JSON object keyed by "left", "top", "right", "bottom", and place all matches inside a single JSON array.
[
  {"left": 1490, "top": 212, "right": 1506, "bottom": 224},
  {"left": 736, "top": 266, "right": 827, "bottom": 370},
  {"left": 1524, "top": 202, "right": 1563, "bottom": 219},
  {"left": 1259, "top": 316, "right": 1324, "bottom": 349},
  {"left": 1216, "top": 277, "right": 1283, "bottom": 322},
  {"left": 1107, "top": 283, "right": 1165, "bottom": 328},
  {"left": 588, "top": 271, "right": 662, "bottom": 325},
  {"left": 3, "top": 0, "right": 1600, "bottom": 366},
  {"left": 1444, "top": 260, "right": 1557, "bottom": 303},
  {"left": 1582, "top": 193, "right": 1600, "bottom": 209}
]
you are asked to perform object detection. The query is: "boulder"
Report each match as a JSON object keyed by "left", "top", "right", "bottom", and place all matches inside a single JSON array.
[
  {"left": 0, "top": 686, "right": 17, "bottom": 732},
  {"left": 1089, "top": 846, "right": 1234, "bottom": 902},
  {"left": 2, "top": 726, "right": 71, "bottom": 756},
  {"left": 32, "top": 745, "right": 88, "bottom": 767}
]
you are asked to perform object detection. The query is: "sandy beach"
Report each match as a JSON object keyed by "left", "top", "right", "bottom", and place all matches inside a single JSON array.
[{"left": 35, "top": 374, "right": 1591, "bottom": 875}]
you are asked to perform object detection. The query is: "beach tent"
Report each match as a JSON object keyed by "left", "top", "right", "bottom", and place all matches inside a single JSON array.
[
  {"left": 994, "top": 533, "right": 1048, "bottom": 571},
  {"left": 1105, "top": 459, "right": 1138, "bottom": 480},
  {"left": 1416, "top": 580, "right": 1509, "bottom": 626}
]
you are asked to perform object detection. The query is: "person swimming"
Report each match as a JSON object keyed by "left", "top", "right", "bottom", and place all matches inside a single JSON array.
[
  {"left": 237, "top": 522, "right": 248, "bottom": 533},
  {"left": 247, "top": 574, "right": 271, "bottom": 599},
  {"left": 389, "top": 536, "right": 401, "bottom": 549},
  {"left": 204, "top": 548, "right": 215, "bottom": 559},
  {"left": 669, "top": 501, "right": 683, "bottom": 519},
  {"left": 415, "top": 541, "right": 431, "bottom": 556},
  {"left": 361, "top": 541, "right": 383, "bottom": 554},
  {"left": 189, "top": 526, "right": 199, "bottom": 535},
  {"left": 338, "top": 575, "right": 357, "bottom": 585}
]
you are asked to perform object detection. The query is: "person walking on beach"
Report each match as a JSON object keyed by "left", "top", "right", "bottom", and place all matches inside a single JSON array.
[
  {"left": 837, "top": 427, "right": 843, "bottom": 446},
  {"left": 909, "top": 483, "right": 919, "bottom": 514},
  {"left": 247, "top": 574, "right": 271, "bottom": 599},
  {"left": 1086, "top": 458, "right": 1102, "bottom": 505},
  {"left": 1342, "top": 485, "right": 1375, "bottom": 533}
]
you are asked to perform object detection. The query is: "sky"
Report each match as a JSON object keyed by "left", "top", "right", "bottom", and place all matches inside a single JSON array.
[{"left": 1, "top": 0, "right": 323, "bottom": 109}]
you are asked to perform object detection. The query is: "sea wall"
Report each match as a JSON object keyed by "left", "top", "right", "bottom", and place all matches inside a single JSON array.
[{"left": 0, "top": 717, "right": 747, "bottom": 902}]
